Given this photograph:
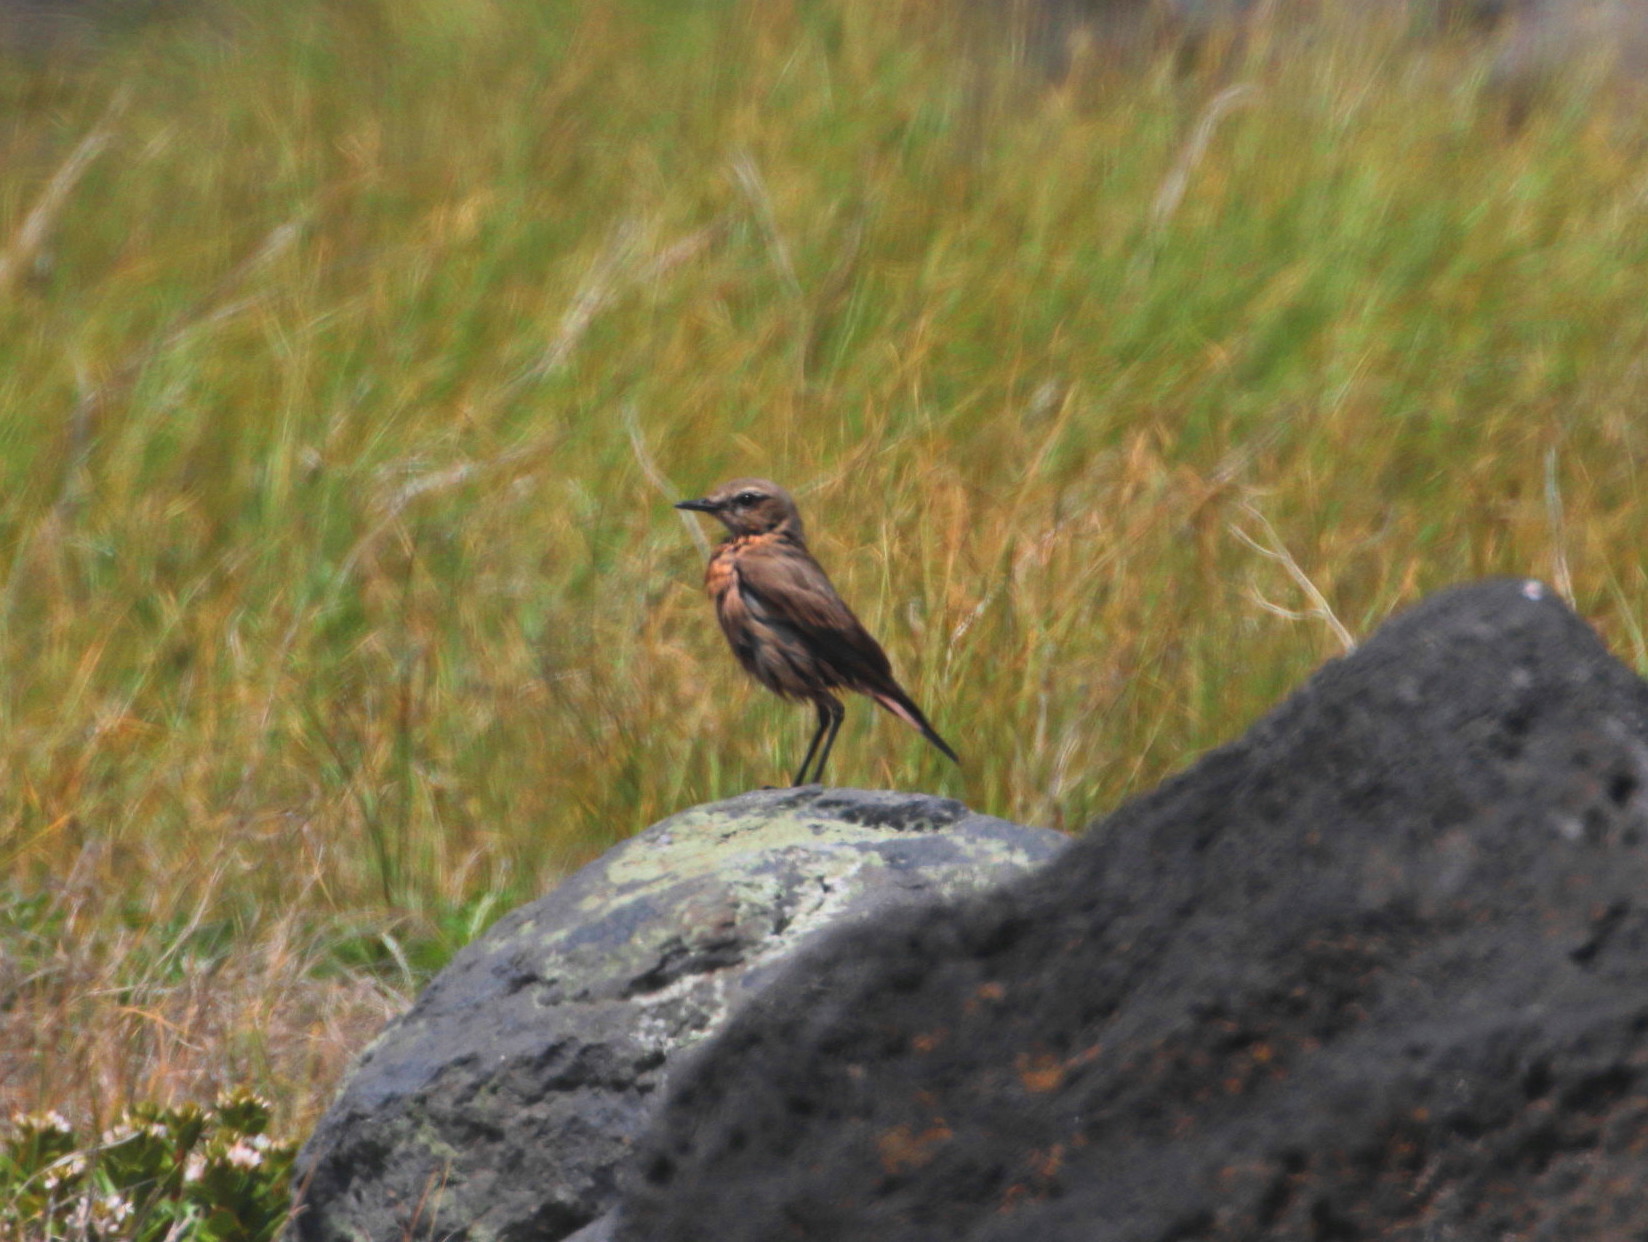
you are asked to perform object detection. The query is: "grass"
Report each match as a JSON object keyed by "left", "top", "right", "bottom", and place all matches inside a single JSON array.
[
  {"left": 3, "top": 1092, "right": 295, "bottom": 1240},
  {"left": 0, "top": 0, "right": 1646, "bottom": 1177}
]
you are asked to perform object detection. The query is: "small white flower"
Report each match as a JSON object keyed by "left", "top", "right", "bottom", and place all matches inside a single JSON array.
[
  {"left": 67, "top": 1197, "right": 92, "bottom": 1231},
  {"left": 12, "top": 1109, "right": 72, "bottom": 1134},
  {"left": 224, "top": 1140, "right": 262, "bottom": 1169},
  {"left": 42, "top": 1152, "right": 87, "bottom": 1189},
  {"left": 184, "top": 1153, "right": 207, "bottom": 1183},
  {"left": 64, "top": 1190, "right": 133, "bottom": 1229},
  {"left": 218, "top": 1090, "right": 272, "bottom": 1112}
]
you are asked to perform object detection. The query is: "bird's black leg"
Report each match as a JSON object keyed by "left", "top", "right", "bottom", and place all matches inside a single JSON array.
[
  {"left": 808, "top": 697, "right": 845, "bottom": 787},
  {"left": 792, "top": 699, "right": 833, "bottom": 786}
]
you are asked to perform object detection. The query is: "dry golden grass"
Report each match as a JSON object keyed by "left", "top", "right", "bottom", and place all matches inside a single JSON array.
[{"left": 0, "top": 887, "right": 399, "bottom": 1135}]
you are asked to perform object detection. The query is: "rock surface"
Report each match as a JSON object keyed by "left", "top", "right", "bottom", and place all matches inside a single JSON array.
[
  {"left": 618, "top": 579, "right": 1648, "bottom": 1241},
  {"left": 1012, "top": 0, "right": 1648, "bottom": 88},
  {"left": 289, "top": 787, "right": 1066, "bottom": 1242},
  {"left": 1492, "top": 0, "right": 1648, "bottom": 91}
]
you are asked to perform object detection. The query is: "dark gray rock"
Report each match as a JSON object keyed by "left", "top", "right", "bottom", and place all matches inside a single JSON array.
[
  {"left": 289, "top": 787, "right": 1066, "bottom": 1242},
  {"left": 617, "top": 579, "right": 1648, "bottom": 1241}
]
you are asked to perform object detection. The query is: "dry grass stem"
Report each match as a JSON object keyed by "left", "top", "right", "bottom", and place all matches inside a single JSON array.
[
  {"left": 1151, "top": 84, "right": 1258, "bottom": 233},
  {"left": 733, "top": 151, "right": 803, "bottom": 301},
  {"left": 1545, "top": 447, "right": 1575, "bottom": 604},
  {"left": 1229, "top": 504, "right": 1357, "bottom": 653},
  {"left": 0, "top": 98, "right": 122, "bottom": 296},
  {"left": 626, "top": 404, "right": 710, "bottom": 558}
]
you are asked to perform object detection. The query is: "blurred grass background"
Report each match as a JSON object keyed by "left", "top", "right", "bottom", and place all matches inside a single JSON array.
[{"left": 0, "top": 0, "right": 1646, "bottom": 1138}]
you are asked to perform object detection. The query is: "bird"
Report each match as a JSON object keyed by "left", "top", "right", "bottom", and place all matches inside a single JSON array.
[{"left": 675, "top": 478, "right": 960, "bottom": 787}]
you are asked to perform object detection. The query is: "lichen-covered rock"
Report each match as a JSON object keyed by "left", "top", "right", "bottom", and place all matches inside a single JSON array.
[
  {"left": 618, "top": 579, "right": 1648, "bottom": 1241},
  {"left": 289, "top": 787, "right": 1065, "bottom": 1242}
]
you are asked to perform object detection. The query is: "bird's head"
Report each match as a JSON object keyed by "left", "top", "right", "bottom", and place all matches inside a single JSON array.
[{"left": 675, "top": 478, "right": 803, "bottom": 538}]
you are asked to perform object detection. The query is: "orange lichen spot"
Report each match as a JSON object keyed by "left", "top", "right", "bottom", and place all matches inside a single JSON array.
[
  {"left": 875, "top": 1122, "right": 954, "bottom": 1175},
  {"left": 977, "top": 981, "right": 1007, "bottom": 1002},
  {"left": 1029, "top": 1143, "right": 1066, "bottom": 1181},
  {"left": 1015, "top": 1042, "right": 1103, "bottom": 1095},
  {"left": 1018, "top": 1051, "right": 1067, "bottom": 1094},
  {"left": 911, "top": 1029, "right": 948, "bottom": 1054},
  {"left": 1070, "top": 1043, "right": 1103, "bottom": 1068},
  {"left": 998, "top": 1182, "right": 1030, "bottom": 1213}
]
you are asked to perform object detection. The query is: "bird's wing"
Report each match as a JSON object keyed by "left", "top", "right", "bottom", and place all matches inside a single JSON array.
[
  {"left": 732, "top": 543, "right": 895, "bottom": 684},
  {"left": 734, "top": 540, "right": 960, "bottom": 764}
]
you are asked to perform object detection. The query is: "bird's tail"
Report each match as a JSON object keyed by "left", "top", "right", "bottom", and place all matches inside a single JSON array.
[{"left": 870, "top": 684, "right": 960, "bottom": 767}]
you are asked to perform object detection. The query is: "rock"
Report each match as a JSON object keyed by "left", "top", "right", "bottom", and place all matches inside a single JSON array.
[
  {"left": 1491, "top": 0, "right": 1648, "bottom": 98},
  {"left": 1002, "top": 0, "right": 1648, "bottom": 89},
  {"left": 0, "top": 0, "right": 178, "bottom": 53},
  {"left": 1006, "top": 0, "right": 1516, "bottom": 74},
  {"left": 617, "top": 579, "right": 1648, "bottom": 1241},
  {"left": 289, "top": 787, "right": 1067, "bottom": 1242},
  {"left": 561, "top": 1212, "right": 616, "bottom": 1242}
]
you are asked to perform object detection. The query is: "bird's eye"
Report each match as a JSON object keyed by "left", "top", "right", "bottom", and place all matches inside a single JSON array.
[{"left": 735, "top": 492, "right": 763, "bottom": 506}]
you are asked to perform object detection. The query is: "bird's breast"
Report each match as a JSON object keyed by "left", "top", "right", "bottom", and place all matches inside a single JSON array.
[
  {"left": 705, "top": 543, "right": 759, "bottom": 660},
  {"left": 704, "top": 545, "right": 740, "bottom": 603},
  {"left": 703, "top": 537, "right": 823, "bottom": 697}
]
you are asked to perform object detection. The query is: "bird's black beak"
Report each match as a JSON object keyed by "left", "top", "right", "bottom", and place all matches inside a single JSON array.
[{"left": 675, "top": 498, "right": 719, "bottom": 513}]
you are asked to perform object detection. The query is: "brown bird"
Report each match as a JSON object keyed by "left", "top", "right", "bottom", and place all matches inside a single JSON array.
[{"left": 676, "top": 478, "right": 959, "bottom": 786}]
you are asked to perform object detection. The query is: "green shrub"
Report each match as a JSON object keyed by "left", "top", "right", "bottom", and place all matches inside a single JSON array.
[{"left": 1, "top": 1092, "right": 296, "bottom": 1242}]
